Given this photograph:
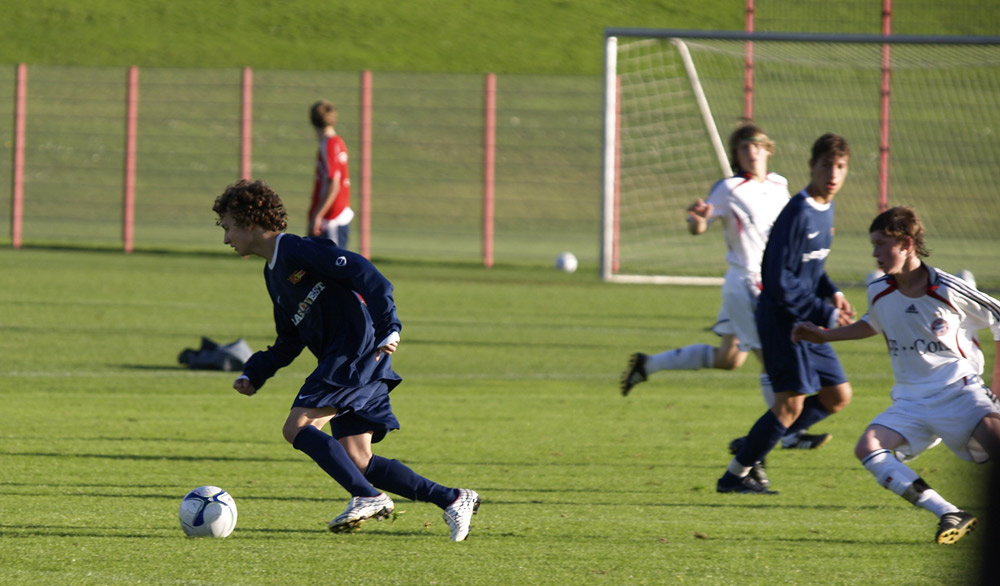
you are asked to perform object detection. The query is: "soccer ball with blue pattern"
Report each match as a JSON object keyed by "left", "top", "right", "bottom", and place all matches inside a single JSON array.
[
  {"left": 555, "top": 252, "right": 578, "bottom": 273},
  {"left": 178, "top": 486, "right": 238, "bottom": 538}
]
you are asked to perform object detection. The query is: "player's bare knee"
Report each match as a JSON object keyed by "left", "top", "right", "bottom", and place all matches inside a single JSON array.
[
  {"left": 282, "top": 422, "right": 304, "bottom": 445},
  {"left": 855, "top": 435, "right": 879, "bottom": 461},
  {"left": 716, "top": 354, "right": 746, "bottom": 370},
  {"left": 820, "top": 384, "right": 852, "bottom": 413},
  {"left": 337, "top": 437, "right": 373, "bottom": 471},
  {"left": 974, "top": 413, "right": 1000, "bottom": 461}
]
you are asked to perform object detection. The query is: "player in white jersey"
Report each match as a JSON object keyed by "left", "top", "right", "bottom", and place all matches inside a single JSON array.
[
  {"left": 793, "top": 206, "right": 1000, "bottom": 544},
  {"left": 622, "top": 125, "right": 825, "bottom": 479},
  {"left": 622, "top": 125, "right": 788, "bottom": 394}
]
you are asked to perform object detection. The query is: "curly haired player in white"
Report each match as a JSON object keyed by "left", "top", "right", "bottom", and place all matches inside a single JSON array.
[{"left": 793, "top": 206, "right": 1000, "bottom": 545}]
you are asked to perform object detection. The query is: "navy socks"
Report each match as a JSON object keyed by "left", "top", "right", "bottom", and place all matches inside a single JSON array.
[
  {"left": 292, "top": 426, "right": 459, "bottom": 507},
  {"left": 736, "top": 409, "right": 788, "bottom": 468},
  {"left": 785, "top": 395, "right": 830, "bottom": 437},
  {"left": 292, "top": 426, "right": 380, "bottom": 497},
  {"left": 365, "top": 455, "right": 458, "bottom": 509}
]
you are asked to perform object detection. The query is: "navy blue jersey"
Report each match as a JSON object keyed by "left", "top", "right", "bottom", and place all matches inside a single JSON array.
[
  {"left": 243, "top": 234, "right": 402, "bottom": 393},
  {"left": 757, "top": 190, "right": 847, "bottom": 394},
  {"left": 757, "top": 190, "right": 840, "bottom": 326}
]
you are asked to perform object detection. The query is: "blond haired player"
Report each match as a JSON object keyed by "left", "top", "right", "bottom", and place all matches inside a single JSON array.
[
  {"left": 622, "top": 125, "right": 787, "bottom": 400},
  {"left": 793, "top": 206, "right": 1000, "bottom": 544}
]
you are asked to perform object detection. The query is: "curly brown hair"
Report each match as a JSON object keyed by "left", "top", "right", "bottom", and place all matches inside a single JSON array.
[
  {"left": 213, "top": 179, "right": 288, "bottom": 232},
  {"left": 869, "top": 205, "right": 930, "bottom": 258}
]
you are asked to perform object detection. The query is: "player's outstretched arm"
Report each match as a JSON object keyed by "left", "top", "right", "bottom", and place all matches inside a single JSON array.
[
  {"left": 832, "top": 291, "right": 856, "bottom": 326},
  {"left": 686, "top": 199, "right": 713, "bottom": 235},
  {"left": 791, "top": 319, "right": 877, "bottom": 344}
]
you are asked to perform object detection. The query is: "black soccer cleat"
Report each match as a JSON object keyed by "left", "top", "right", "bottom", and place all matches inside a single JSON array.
[
  {"left": 728, "top": 436, "right": 770, "bottom": 489},
  {"left": 716, "top": 473, "right": 778, "bottom": 495},
  {"left": 781, "top": 432, "right": 832, "bottom": 450},
  {"left": 935, "top": 511, "right": 976, "bottom": 544},
  {"left": 620, "top": 353, "right": 648, "bottom": 396}
]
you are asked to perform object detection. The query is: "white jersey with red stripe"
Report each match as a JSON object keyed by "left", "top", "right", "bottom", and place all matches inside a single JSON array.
[
  {"left": 705, "top": 171, "right": 789, "bottom": 274},
  {"left": 862, "top": 265, "right": 1000, "bottom": 399}
]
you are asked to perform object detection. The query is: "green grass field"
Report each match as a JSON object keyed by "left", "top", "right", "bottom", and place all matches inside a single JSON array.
[
  {"left": 1, "top": 2, "right": 997, "bottom": 584},
  {"left": 0, "top": 247, "right": 992, "bottom": 585}
]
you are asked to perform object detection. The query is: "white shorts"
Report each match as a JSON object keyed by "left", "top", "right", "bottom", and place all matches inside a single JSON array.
[
  {"left": 712, "top": 267, "right": 762, "bottom": 351},
  {"left": 871, "top": 377, "right": 1000, "bottom": 463}
]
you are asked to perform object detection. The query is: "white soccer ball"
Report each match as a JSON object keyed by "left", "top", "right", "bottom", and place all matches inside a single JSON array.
[
  {"left": 866, "top": 269, "right": 885, "bottom": 284},
  {"left": 179, "top": 485, "right": 238, "bottom": 538},
  {"left": 555, "top": 252, "right": 578, "bottom": 273},
  {"left": 957, "top": 269, "right": 977, "bottom": 289}
]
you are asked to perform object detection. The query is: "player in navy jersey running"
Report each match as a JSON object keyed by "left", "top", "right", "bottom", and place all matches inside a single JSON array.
[
  {"left": 717, "top": 133, "right": 856, "bottom": 494},
  {"left": 621, "top": 125, "right": 830, "bottom": 481},
  {"left": 793, "top": 206, "right": 1000, "bottom": 544},
  {"left": 213, "top": 179, "right": 480, "bottom": 540}
]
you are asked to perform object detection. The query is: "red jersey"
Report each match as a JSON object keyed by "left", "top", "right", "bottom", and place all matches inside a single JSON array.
[{"left": 310, "top": 134, "right": 351, "bottom": 221}]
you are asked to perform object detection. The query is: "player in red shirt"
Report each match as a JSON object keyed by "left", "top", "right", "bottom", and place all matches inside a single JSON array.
[{"left": 309, "top": 100, "right": 354, "bottom": 248}]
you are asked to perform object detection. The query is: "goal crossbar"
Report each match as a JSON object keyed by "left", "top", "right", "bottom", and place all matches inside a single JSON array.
[{"left": 601, "top": 29, "right": 1000, "bottom": 288}]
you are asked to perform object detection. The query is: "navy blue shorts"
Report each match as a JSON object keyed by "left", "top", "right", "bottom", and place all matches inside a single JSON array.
[
  {"left": 292, "top": 379, "right": 400, "bottom": 443},
  {"left": 760, "top": 320, "right": 847, "bottom": 395}
]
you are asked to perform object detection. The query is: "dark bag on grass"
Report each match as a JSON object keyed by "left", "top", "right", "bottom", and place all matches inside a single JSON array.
[{"left": 178, "top": 337, "right": 252, "bottom": 372}]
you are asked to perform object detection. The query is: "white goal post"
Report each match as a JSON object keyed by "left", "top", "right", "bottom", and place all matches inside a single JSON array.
[
  {"left": 600, "top": 29, "right": 1000, "bottom": 290},
  {"left": 601, "top": 34, "right": 730, "bottom": 285},
  {"left": 601, "top": 36, "right": 731, "bottom": 285}
]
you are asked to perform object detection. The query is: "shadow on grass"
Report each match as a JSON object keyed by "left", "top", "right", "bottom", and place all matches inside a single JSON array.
[{"left": 0, "top": 451, "right": 299, "bottom": 464}]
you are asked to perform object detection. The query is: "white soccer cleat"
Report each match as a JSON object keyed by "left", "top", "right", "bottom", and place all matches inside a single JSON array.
[
  {"left": 328, "top": 493, "right": 394, "bottom": 533},
  {"left": 442, "top": 488, "right": 481, "bottom": 541}
]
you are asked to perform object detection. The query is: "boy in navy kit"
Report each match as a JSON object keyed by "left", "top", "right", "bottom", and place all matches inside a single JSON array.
[
  {"left": 717, "top": 133, "right": 856, "bottom": 494},
  {"left": 213, "top": 179, "right": 480, "bottom": 540}
]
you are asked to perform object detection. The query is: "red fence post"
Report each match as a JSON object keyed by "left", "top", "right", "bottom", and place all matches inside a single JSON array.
[
  {"left": 360, "top": 70, "right": 373, "bottom": 259},
  {"left": 879, "top": 0, "right": 893, "bottom": 212},
  {"left": 241, "top": 67, "right": 253, "bottom": 181},
  {"left": 743, "top": 0, "right": 755, "bottom": 121},
  {"left": 11, "top": 63, "right": 27, "bottom": 249},
  {"left": 483, "top": 73, "right": 496, "bottom": 268},
  {"left": 123, "top": 66, "right": 139, "bottom": 253}
]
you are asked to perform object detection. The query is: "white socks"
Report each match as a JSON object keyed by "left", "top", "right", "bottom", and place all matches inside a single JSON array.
[
  {"left": 646, "top": 344, "right": 715, "bottom": 373},
  {"left": 760, "top": 373, "right": 774, "bottom": 407},
  {"left": 861, "top": 449, "right": 959, "bottom": 517}
]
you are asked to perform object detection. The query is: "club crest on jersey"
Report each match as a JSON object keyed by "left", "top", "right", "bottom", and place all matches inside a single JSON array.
[
  {"left": 931, "top": 318, "right": 949, "bottom": 337},
  {"left": 288, "top": 269, "right": 307, "bottom": 284}
]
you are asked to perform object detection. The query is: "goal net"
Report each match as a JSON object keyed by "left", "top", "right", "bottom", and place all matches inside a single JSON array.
[{"left": 602, "top": 30, "right": 1000, "bottom": 290}]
